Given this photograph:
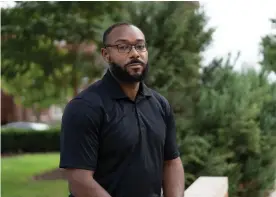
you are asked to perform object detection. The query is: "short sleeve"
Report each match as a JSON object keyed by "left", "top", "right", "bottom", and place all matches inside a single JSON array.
[
  {"left": 164, "top": 102, "right": 180, "bottom": 161},
  {"left": 59, "top": 98, "right": 103, "bottom": 171}
]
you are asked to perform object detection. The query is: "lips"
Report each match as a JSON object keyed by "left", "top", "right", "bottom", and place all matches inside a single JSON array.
[{"left": 128, "top": 63, "right": 142, "bottom": 67}]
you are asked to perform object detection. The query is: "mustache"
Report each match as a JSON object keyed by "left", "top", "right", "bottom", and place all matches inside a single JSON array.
[{"left": 125, "top": 59, "right": 145, "bottom": 67}]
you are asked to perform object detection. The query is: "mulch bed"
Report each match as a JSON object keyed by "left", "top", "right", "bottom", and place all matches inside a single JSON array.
[
  {"left": 33, "top": 168, "right": 65, "bottom": 181},
  {"left": 1, "top": 152, "right": 44, "bottom": 158},
  {"left": 2, "top": 153, "right": 65, "bottom": 181},
  {"left": 1, "top": 153, "right": 22, "bottom": 158}
]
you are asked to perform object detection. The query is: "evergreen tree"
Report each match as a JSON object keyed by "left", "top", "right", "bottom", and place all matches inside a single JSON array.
[
  {"left": 260, "top": 18, "right": 276, "bottom": 73},
  {"left": 198, "top": 57, "right": 276, "bottom": 196}
]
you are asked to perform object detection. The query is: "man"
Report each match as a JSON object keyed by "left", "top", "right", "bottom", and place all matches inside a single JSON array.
[{"left": 59, "top": 22, "right": 185, "bottom": 197}]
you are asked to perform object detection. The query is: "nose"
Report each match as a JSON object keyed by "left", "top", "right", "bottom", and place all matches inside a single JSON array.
[{"left": 129, "top": 46, "right": 140, "bottom": 59}]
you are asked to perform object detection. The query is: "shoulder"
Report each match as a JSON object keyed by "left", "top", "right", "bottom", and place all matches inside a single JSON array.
[
  {"left": 63, "top": 80, "right": 105, "bottom": 120},
  {"left": 150, "top": 89, "right": 170, "bottom": 108},
  {"left": 149, "top": 88, "right": 172, "bottom": 115},
  {"left": 76, "top": 79, "right": 105, "bottom": 106}
]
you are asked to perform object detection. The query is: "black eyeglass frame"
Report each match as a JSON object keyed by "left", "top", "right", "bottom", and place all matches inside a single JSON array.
[{"left": 104, "top": 43, "right": 148, "bottom": 53}]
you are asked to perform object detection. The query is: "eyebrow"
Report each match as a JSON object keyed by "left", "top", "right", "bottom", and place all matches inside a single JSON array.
[{"left": 115, "top": 39, "right": 145, "bottom": 43}]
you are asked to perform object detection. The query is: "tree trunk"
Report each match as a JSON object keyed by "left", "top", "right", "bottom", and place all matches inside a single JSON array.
[
  {"left": 32, "top": 105, "right": 41, "bottom": 122},
  {"left": 73, "top": 70, "right": 78, "bottom": 97},
  {"left": 73, "top": 49, "right": 80, "bottom": 97}
]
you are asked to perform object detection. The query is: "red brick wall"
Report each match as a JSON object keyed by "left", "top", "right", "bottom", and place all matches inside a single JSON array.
[{"left": 1, "top": 90, "right": 16, "bottom": 124}]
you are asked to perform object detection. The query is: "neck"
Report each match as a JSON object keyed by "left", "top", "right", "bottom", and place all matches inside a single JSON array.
[
  {"left": 109, "top": 70, "right": 141, "bottom": 101},
  {"left": 120, "top": 82, "right": 140, "bottom": 101}
]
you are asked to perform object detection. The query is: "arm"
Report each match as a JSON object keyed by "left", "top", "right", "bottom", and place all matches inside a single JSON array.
[
  {"left": 162, "top": 102, "right": 185, "bottom": 197},
  {"left": 64, "top": 169, "right": 111, "bottom": 197},
  {"left": 59, "top": 98, "right": 110, "bottom": 197},
  {"left": 163, "top": 158, "right": 185, "bottom": 197}
]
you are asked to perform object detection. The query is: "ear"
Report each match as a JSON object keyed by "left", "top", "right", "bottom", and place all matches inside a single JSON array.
[{"left": 101, "top": 48, "right": 110, "bottom": 63}]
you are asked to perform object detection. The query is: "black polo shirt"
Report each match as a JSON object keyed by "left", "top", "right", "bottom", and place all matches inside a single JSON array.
[{"left": 59, "top": 70, "right": 180, "bottom": 197}]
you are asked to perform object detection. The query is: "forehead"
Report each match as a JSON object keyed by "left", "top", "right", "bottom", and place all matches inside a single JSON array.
[{"left": 107, "top": 25, "right": 145, "bottom": 44}]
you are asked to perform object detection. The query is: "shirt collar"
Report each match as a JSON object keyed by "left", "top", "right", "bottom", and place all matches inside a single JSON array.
[{"left": 102, "top": 70, "right": 152, "bottom": 99}]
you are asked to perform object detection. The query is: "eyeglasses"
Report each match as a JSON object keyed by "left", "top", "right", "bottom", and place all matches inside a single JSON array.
[{"left": 104, "top": 43, "right": 147, "bottom": 53}]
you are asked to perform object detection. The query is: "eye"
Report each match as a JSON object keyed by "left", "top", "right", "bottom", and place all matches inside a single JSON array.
[
  {"left": 118, "top": 44, "right": 130, "bottom": 51},
  {"left": 136, "top": 44, "right": 146, "bottom": 50}
]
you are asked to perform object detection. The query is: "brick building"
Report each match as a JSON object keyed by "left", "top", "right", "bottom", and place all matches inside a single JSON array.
[{"left": 1, "top": 90, "right": 56, "bottom": 125}]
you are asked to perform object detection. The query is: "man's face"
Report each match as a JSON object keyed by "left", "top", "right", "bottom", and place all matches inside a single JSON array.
[{"left": 101, "top": 25, "right": 149, "bottom": 83}]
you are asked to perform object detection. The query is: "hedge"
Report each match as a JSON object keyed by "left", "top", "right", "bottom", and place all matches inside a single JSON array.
[{"left": 1, "top": 127, "right": 60, "bottom": 153}]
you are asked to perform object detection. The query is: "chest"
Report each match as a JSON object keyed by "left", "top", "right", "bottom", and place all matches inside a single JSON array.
[{"left": 99, "top": 99, "right": 167, "bottom": 154}]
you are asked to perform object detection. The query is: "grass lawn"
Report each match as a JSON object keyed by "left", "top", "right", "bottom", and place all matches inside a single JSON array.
[{"left": 1, "top": 153, "right": 68, "bottom": 197}]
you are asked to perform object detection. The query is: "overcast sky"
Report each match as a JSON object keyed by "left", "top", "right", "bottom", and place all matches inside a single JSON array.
[
  {"left": 201, "top": 0, "right": 276, "bottom": 72},
  {"left": 1, "top": 0, "right": 275, "bottom": 78}
]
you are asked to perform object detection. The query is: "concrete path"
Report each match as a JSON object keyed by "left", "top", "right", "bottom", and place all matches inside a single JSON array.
[{"left": 270, "top": 190, "right": 276, "bottom": 197}]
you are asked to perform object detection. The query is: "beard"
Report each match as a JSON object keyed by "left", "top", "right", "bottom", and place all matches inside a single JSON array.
[{"left": 109, "top": 61, "right": 149, "bottom": 84}]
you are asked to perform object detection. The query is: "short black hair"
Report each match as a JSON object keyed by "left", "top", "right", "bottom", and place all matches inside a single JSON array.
[{"left": 102, "top": 22, "right": 132, "bottom": 46}]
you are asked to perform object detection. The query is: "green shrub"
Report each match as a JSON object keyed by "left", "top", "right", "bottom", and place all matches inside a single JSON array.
[
  {"left": 1, "top": 128, "right": 60, "bottom": 153},
  {"left": 181, "top": 65, "right": 276, "bottom": 197}
]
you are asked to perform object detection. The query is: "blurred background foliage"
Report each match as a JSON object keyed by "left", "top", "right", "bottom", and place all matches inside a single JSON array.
[{"left": 1, "top": 2, "right": 276, "bottom": 197}]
